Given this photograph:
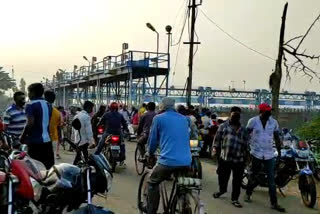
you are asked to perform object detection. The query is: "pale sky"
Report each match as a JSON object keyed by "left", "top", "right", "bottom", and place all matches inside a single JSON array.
[{"left": 0, "top": 0, "right": 320, "bottom": 92}]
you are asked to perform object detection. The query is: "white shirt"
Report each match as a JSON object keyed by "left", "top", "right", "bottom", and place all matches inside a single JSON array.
[
  {"left": 119, "top": 109, "right": 130, "bottom": 123},
  {"left": 201, "top": 115, "right": 211, "bottom": 129},
  {"left": 74, "top": 110, "right": 94, "bottom": 146},
  {"left": 247, "top": 116, "right": 279, "bottom": 160}
]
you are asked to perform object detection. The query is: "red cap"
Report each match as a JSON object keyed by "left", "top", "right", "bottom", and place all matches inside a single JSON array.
[
  {"left": 110, "top": 102, "right": 119, "bottom": 111},
  {"left": 258, "top": 103, "right": 272, "bottom": 112}
]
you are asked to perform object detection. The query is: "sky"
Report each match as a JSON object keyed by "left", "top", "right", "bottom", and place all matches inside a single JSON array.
[{"left": 0, "top": 0, "right": 320, "bottom": 92}]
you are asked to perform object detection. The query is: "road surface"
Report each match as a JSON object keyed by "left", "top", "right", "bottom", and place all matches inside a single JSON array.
[{"left": 58, "top": 141, "right": 319, "bottom": 214}]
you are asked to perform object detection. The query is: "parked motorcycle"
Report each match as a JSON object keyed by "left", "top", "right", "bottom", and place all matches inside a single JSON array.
[
  {"left": 242, "top": 140, "right": 317, "bottom": 208},
  {"left": 190, "top": 140, "right": 203, "bottom": 179},
  {"left": 0, "top": 133, "right": 113, "bottom": 214}
]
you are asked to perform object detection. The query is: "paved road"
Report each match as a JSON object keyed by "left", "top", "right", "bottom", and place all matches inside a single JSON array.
[{"left": 58, "top": 142, "right": 319, "bottom": 214}]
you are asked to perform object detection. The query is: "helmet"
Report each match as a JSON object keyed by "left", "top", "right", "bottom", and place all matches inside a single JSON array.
[
  {"left": 109, "top": 102, "right": 118, "bottom": 111},
  {"left": 282, "top": 127, "right": 289, "bottom": 134}
]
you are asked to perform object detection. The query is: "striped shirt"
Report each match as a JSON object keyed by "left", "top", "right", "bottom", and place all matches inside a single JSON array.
[
  {"left": 214, "top": 120, "right": 249, "bottom": 163},
  {"left": 25, "top": 98, "right": 52, "bottom": 144},
  {"left": 3, "top": 104, "right": 27, "bottom": 137}
]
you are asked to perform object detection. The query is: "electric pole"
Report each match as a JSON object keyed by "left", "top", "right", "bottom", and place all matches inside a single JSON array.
[{"left": 185, "top": 0, "right": 201, "bottom": 106}]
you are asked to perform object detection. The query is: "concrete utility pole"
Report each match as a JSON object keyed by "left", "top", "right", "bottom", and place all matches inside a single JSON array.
[{"left": 185, "top": 0, "right": 201, "bottom": 106}]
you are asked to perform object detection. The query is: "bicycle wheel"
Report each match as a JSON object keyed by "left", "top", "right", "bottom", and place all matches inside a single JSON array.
[
  {"left": 137, "top": 171, "right": 150, "bottom": 214},
  {"left": 170, "top": 192, "right": 200, "bottom": 214},
  {"left": 135, "top": 144, "right": 145, "bottom": 175}
]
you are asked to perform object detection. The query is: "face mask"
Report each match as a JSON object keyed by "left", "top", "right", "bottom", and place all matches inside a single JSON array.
[
  {"left": 262, "top": 111, "right": 271, "bottom": 119},
  {"left": 230, "top": 112, "right": 241, "bottom": 123}
]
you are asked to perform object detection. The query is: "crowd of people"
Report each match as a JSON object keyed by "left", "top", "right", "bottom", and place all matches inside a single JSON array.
[{"left": 0, "top": 82, "right": 290, "bottom": 213}]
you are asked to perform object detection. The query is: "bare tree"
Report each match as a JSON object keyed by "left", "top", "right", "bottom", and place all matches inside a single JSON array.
[{"left": 269, "top": 2, "right": 320, "bottom": 119}]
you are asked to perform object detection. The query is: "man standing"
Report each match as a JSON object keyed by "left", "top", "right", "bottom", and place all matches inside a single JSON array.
[
  {"left": 200, "top": 111, "right": 212, "bottom": 157},
  {"left": 20, "top": 83, "right": 54, "bottom": 169},
  {"left": 146, "top": 98, "right": 191, "bottom": 214},
  {"left": 119, "top": 104, "right": 130, "bottom": 124},
  {"left": 73, "top": 101, "right": 95, "bottom": 164},
  {"left": 44, "top": 91, "right": 62, "bottom": 159},
  {"left": 137, "top": 102, "right": 156, "bottom": 154},
  {"left": 245, "top": 103, "right": 285, "bottom": 212},
  {"left": 3, "top": 91, "right": 27, "bottom": 148},
  {"left": 212, "top": 107, "right": 248, "bottom": 208},
  {"left": 139, "top": 103, "right": 147, "bottom": 117}
]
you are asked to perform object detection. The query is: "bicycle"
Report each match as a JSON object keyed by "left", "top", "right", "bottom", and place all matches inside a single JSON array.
[
  {"left": 135, "top": 141, "right": 146, "bottom": 175},
  {"left": 137, "top": 161, "right": 203, "bottom": 214}
]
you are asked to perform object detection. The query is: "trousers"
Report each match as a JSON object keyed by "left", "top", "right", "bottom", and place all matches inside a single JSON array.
[
  {"left": 246, "top": 156, "right": 277, "bottom": 205},
  {"left": 217, "top": 159, "right": 244, "bottom": 201}
]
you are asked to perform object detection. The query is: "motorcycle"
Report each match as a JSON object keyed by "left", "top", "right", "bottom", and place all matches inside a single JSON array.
[
  {"left": 190, "top": 140, "right": 203, "bottom": 179},
  {"left": 102, "top": 135, "right": 124, "bottom": 172},
  {"left": 0, "top": 133, "right": 113, "bottom": 214},
  {"left": 126, "top": 123, "right": 137, "bottom": 142},
  {"left": 0, "top": 168, "right": 20, "bottom": 214},
  {"left": 97, "top": 125, "right": 105, "bottom": 144},
  {"left": 242, "top": 140, "right": 317, "bottom": 208}
]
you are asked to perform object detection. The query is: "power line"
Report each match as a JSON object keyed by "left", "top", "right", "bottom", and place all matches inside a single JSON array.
[
  {"left": 171, "top": 0, "right": 189, "bottom": 85},
  {"left": 199, "top": 9, "right": 276, "bottom": 62},
  {"left": 172, "top": 1, "right": 189, "bottom": 46}
]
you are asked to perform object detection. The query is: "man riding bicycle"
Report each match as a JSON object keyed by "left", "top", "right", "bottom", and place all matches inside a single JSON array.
[
  {"left": 137, "top": 102, "right": 156, "bottom": 154},
  {"left": 146, "top": 98, "right": 192, "bottom": 214}
]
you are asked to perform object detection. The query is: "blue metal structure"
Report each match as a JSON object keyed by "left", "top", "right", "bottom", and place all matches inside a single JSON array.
[{"left": 46, "top": 50, "right": 319, "bottom": 109}]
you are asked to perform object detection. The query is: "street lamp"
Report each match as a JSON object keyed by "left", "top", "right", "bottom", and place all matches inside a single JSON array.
[
  {"left": 165, "top": 25, "right": 172, "bottom": 96},
  {"left": 146, "top": 22, "right": 160, "bottom": 102},
  {"left": 146, "top": 23, "right": 159, "bottom": 59},
  {"left": 83, "top": 56, "right": 90, "bottom": 76},
  {"left": 165, "top": 25, "right": 172, "bottom": 54}
]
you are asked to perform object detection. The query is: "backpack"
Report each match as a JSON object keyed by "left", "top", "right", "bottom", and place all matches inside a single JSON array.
[{"left": 72, "top": 118, "right": 82, "bottom": 131}]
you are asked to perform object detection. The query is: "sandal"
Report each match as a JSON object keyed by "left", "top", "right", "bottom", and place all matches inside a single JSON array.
[
  {"left": 232, "top": 201, "right": 243, "bottom": 208},
  {"left": 213, "top": 192, "right": 225, "bottom": 198}
]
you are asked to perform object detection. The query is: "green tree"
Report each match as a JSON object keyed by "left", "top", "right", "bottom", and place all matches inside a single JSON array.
[
  {"left": 296, "top": 117, "right": 320, "bottom": 140},
  {"left": 0, "top": 91, "right": 12, "bottom": 112},
  {"left": 0, "top": 67, "right": 16, "bottom": 91}
]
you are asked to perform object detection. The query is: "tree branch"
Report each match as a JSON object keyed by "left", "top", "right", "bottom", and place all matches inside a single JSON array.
[
  {"left": 296, "top": 13, "right": 320, "bottom": 50},
  {"left": 284, "top": 35, "right": 303, "bottom": 45}
]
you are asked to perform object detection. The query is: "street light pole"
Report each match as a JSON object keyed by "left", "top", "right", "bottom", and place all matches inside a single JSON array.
[
  {"left": 146, "top": 22, "right": 159, "bottom": 102},
  {"left": 166, "top": 25, "right": 172, "bottom": 96}
]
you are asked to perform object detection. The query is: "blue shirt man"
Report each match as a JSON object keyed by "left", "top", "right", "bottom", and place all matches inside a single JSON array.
[
  {"left": 146, "top": 98, "right": 191, "bottom": 214},
  {"left": 20, "top": 83, "right": 54, "bottom": 169},
  {"left": 24, "top": 98, "right": 52, "bottom": 144}
]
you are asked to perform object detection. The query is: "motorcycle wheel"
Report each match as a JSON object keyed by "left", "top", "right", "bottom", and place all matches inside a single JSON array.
[
  {"left": 104, "top": 148, "right": 116, "bottom": 173},
  {"left": 299, "top": 174, "right": 317, "bottom": 208}
]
